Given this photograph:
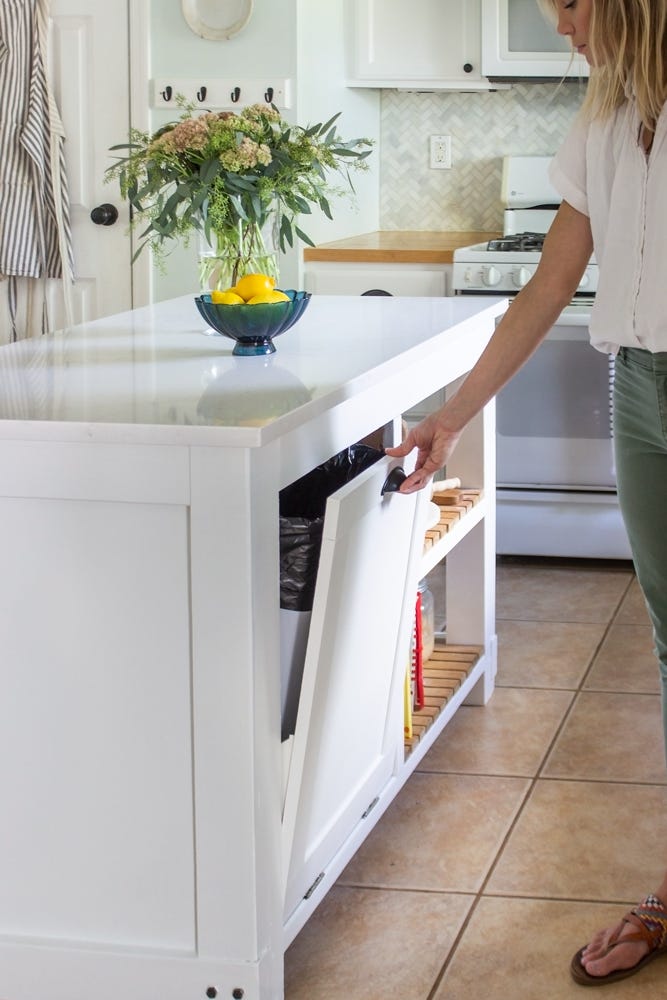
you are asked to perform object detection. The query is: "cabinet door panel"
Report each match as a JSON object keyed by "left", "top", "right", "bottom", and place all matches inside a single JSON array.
[
  {"left": 282, "top": 456, "right": 427, "bottom": 919},
  {"left": 350, "top": 0, "right": 482, "bottom": 83},
  {"left": 304, "top": 265, "right": 449, "bottom": 297},
  {"left": 0, "top": 498, "right": 195, "bottom": 949}
]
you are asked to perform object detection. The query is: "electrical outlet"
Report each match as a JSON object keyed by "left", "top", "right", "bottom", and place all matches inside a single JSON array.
[{"left": 429, "top": 135, "right": 452, "bottom": 169}]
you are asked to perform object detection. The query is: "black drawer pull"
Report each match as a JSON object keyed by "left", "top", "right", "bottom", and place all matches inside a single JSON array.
[{"left": 381, "top": 466, "right": 407, "bottom": 495}]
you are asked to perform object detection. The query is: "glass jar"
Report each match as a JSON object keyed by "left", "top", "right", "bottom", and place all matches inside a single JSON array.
[
  {"left": 198, "top": 216, "right": 280, "bottom": 293},
  {"left": 417, "top": 578, "right": 435, "bottom": 663}
]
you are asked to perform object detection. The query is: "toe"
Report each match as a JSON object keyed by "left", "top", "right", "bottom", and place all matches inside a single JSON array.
[
  {"left": 581, "top": 940, "right": 649, "bottom": 979},
  {"left": 580, "top": 922, "right": 623, "bottom": 962}
]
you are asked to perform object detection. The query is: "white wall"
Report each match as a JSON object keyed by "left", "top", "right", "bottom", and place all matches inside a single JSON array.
[
  {"left": 146, "top": 0, "right": 380, "bottom": 300},
  {"left": 151, "top": 1, "right": 297, "bottom": 80},
  {"left": 295, "top": 0, "right": 380, "bottom": 247}
]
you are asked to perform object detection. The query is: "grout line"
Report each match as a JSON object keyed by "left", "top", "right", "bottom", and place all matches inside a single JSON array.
[
  {"left": 424, "top": 776, "right": 536, "bottom": 999},
  {"left": 415, "top": 767, "right": 667, "bottom": 787},
  {"left": 574, "top": 572, "right": 638, "bottom": 691},
  {"left": 481, "top": 890, "right": 644, "bottom": 906}
]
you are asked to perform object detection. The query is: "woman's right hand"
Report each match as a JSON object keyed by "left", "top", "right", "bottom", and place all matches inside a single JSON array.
[{"left": 384, "top": 410, "right": 462, "bottom": 493}]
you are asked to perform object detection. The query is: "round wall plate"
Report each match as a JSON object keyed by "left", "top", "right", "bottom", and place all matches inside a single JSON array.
[{"left": 181, "top": 0, "right": 254, "bottom": 40}]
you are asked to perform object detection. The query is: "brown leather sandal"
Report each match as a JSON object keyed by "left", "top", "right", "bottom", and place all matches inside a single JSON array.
[{"left": 571, "top": 894, "right": 667, "bottom": 986}]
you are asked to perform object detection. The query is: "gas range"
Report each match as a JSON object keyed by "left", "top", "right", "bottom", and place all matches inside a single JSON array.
[
  {"left": 452, "top": 236, "right": 599, "bottom": 297},
  {"left": 452, "top": 156, "right": 598, "bottom": 298}
]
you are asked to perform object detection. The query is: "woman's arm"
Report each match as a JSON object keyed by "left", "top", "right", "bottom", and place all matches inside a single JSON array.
[{"left": 386, "top": 201, "right": 594, "bottom": 492}]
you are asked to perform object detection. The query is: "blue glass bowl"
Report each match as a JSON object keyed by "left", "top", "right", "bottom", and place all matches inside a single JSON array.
[{"left": 194, "top": 289, "right": 311, "bottom": 356}]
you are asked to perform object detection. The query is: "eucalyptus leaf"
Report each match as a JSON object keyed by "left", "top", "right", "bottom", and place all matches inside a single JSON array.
[
  {"left": 294, "top": 226, "right": 315, "bottom": 247},
  {"left": 319, "top": 112, "right": 341, "bottom": 134},
  {"left": 319, "top": 196, "right": 333, "bottom": 221}
]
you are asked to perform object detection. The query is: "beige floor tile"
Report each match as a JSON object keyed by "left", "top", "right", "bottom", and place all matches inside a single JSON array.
[
  {"left": 496, "top": 562, "right": 632, "bottom": 623},
  {"left": 616, "top": 578, "right": 651, "bottom": 625},
  {"left": 496, "top": 619, "right": 605, "bottom": 689},
  {"left": 283, "top": 561, "right": 667, "bottom": 996},
  {"left": 285, "top": 886, "right": 473, "bottom": 1000},
  {"left": 433, "top": 896, "right": 667, "bottom": 1000},
  {"left": 543, "top": 691, "right": 666, "bottom": 783},
  {"left": 487, "top": 779, "right": 667, "bottom": 900},
  {"left": 418, "top": 687, "right": 573, "bottom": 777},
  {"left": 338, "top": 772, "right": 530, "bottom": 893},
  {"left": 585, "top": 623, "right": 659, "bottom": 693}
]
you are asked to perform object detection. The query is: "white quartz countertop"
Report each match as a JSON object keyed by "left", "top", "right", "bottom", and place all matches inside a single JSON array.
[{"left": 0, "top": 294, "right": 506, "bottom": 446}]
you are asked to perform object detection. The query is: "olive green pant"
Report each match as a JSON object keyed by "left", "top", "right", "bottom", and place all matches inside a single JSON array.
[{"left": 613, "top": 347, "right": 667, "bottom": 759}]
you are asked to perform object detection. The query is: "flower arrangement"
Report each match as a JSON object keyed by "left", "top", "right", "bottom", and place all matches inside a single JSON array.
[{"left": 106, "top": 101, "right": 373, "bottom": 289}]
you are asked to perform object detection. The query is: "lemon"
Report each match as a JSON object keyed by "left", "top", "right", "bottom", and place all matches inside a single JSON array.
[
  {"left": 211, "top": 289, "right": 244, "bottom": 304},
  {"left": 246, "top": 290, "right": 290, "bottom": 305},
  {"left": 234, "top": 273, "right": 277, "bottom": 301}
]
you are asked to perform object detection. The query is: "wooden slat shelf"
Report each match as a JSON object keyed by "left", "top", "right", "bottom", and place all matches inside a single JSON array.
[
  {"left": 422, "top": 488, "right": 483, "bottom": 553},
  {"left": 405, "top": 642, "right": 482, "bottom": 751},
  {"left": 403, "top": 485, "right": 487, "bottom": 753}
]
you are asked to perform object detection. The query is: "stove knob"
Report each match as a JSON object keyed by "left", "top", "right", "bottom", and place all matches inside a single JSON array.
[
  {"left": 482, "top": 265, "right": 502, "bottom": 287},
  {"left": 512, "top": 266, "right": 532, "bottom": 288},
  {"left": 578, "top": 271, "right": 590, "bottom": 289}
]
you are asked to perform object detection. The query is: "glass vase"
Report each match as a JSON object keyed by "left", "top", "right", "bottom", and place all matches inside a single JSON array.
[{"left": 198, "top": 217, "right": 280, "bottom": 293}]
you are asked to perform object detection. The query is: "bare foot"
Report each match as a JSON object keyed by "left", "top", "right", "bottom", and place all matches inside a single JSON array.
[{"left": 579, "top": 918, "right": 650, "bottom": 978}]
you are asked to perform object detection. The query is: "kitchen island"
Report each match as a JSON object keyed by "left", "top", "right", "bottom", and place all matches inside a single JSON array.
[{"left": 0, "top": 292, "right": 505, "bottom": 1000}]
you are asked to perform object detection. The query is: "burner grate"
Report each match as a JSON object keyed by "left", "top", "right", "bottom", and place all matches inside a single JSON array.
[{"left": 487, "top": 231, "right": 545, "bottom": 252}]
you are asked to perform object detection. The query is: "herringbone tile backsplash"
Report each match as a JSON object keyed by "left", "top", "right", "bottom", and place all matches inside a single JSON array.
[{"left": 380, "top": 82, "right": 585, "bottom": 231}]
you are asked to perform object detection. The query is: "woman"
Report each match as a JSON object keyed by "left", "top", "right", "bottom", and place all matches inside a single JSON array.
[{"left": 387, "top": 0, "right": 667, "bottom": 986}]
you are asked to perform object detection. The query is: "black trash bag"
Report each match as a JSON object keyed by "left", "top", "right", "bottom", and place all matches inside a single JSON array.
[
  {"left": 278, "top": 444, "right": 383, "bottom": 611},
  {"left": 278, "top": 516, "right": 325, "bottom": 613},
  {"left": 279, "top": 444, "right": 383, "bottom": 740}
]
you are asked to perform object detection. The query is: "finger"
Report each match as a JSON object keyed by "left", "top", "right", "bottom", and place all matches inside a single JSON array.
[
  {"left": 398, "top": 470, "right": 433, "bottom": 493},
  {"left": 384, "top": 441, "right": 413, "bottom": 458},
  {"left": 414, "top": 453, "right": 443, "bottom": 478}
]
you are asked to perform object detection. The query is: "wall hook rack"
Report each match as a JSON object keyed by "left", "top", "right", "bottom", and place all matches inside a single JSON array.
[{"left": 150, "top": 77, "right": 292, "bottom": 110}]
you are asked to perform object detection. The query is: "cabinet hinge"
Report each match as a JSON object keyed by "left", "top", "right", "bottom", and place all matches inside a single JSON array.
[
  {"left": 361, "top": 795, "right": 379, "bottom": 819},
  {"left": 304, "top": 871, "right": 326, "bottom": 900}
]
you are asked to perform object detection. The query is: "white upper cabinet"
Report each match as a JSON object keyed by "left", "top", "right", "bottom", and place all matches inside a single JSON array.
[{"left": 347, "top": 0, "right": 497, "bottom": 90}]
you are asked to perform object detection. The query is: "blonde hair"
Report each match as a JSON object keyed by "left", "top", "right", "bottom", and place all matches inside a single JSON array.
[{"left": 540, "top": 0, "right": 667, "bottom": 128}]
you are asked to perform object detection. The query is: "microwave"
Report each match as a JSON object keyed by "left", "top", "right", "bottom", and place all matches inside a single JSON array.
[{"left": 481, "top": 0, "right": 590, "bottom": 80}]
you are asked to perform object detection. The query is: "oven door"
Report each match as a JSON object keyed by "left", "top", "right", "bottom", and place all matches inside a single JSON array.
[{"left": 496, "top": 306, "right": 616, "bottom": 489}]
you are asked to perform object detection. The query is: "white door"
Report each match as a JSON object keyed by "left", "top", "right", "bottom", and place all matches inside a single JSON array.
[{"left": 47, "top": 0, "right": 135, "bottom": 324}]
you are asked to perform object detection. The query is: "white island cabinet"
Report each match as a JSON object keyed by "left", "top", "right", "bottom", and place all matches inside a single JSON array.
[{"left": 0, "top": 293, "right": 505, "bottom": 1000}]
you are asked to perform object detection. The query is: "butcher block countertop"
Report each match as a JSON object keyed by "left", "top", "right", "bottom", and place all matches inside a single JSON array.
[{"left": 303, "top": 230, "right": 501, "bottom": 265}]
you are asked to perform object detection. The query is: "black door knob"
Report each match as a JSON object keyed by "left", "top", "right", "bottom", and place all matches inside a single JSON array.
[{"left": 90, "top": 203, "right": 119, "bottom": 226}]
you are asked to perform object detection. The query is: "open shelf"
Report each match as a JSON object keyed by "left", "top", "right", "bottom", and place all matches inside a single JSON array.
[
  {"left": 405, "top": 641, "right": 482, "bottom": 751},
  {"left": 421, "top": 488, "right": 484, "bottom": 575},
  {"left": 401, "top": 485, "right": 488, "bottom": 757}
]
